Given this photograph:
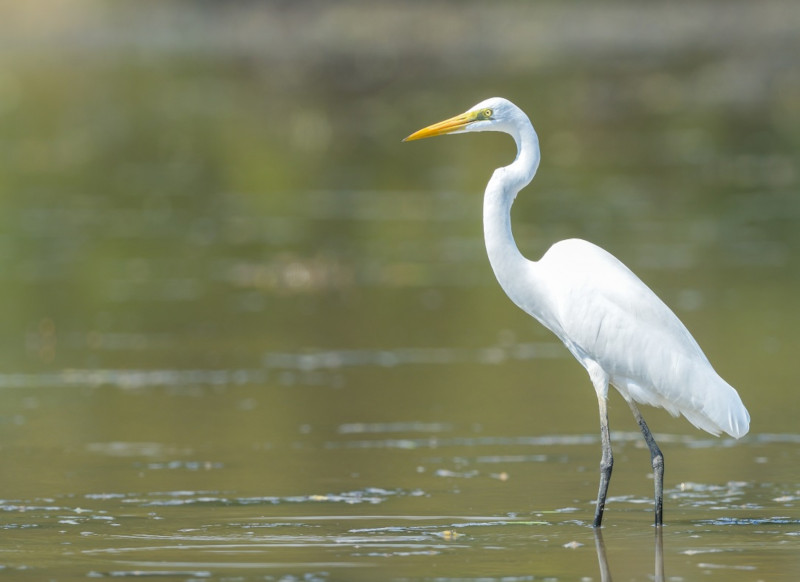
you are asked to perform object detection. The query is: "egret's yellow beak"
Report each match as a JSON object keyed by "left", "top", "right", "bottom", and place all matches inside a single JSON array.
[{"left": 403, "top": 110, "right": 479, "bottom": 142}]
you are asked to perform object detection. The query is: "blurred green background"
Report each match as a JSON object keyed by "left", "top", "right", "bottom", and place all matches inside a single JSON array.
[{"left": 1, "top": 0, "right": 799, "bottom": 462}]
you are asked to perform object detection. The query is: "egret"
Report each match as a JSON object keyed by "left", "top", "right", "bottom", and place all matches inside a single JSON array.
[{"left": 404, "top": 97, "right": 749, "bottom": 527}]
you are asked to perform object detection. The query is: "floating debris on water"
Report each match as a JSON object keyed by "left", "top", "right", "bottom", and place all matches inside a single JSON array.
[{"left": 438, "top": 529, "right": 461, "bottom": 541}]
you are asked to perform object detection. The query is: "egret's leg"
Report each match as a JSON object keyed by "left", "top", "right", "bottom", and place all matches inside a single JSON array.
[
  {"left": 627, "top": 400, "right": 664, "bottom": 527},
  {"left": 593, "top": 394, "right": 613, "bottom": 528}
]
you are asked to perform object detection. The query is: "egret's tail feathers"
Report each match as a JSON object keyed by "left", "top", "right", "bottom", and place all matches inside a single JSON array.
[
  {"left": 682, "top": 405, "right": 749, "bottom": 439},
  {"left": 616, "top": 372, "right": 750, "bottom": 439},
  {"left": 725, "top": 406, "right": 750, "bottom": 439},
  {"left": 680, "top": 377, "right": 750, "bottom": 439}
]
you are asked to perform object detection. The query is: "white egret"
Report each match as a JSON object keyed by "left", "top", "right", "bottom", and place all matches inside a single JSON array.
[{"left": 404, "top": 97, "right": 749, "bottom": 527}]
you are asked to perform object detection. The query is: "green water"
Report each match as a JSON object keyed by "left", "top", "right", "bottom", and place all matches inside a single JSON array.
[{"left": 1, "top": 2, "right": 800, "bottom": 580}]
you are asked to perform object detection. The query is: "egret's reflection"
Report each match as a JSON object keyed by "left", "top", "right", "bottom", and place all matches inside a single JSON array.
[{"left": 593, "top": 527, "right": 664, "bottom": 582}]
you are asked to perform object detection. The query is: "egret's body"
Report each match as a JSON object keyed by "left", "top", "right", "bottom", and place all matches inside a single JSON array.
[{"left": 404, "top": 97, "right": 749, "bottom": 527}]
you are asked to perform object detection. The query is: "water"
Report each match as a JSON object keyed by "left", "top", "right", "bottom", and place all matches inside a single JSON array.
[{"left": 1, "top": 1, "right": 800, "bottom": 580}]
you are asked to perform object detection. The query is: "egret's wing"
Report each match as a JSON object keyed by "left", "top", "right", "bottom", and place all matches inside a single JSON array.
[{"left": 534, "top": 239, "right": 748, "bottom": 438}]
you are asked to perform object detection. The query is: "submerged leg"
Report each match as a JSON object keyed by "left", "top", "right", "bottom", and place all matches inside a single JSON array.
[
  {"left": 593, "top": 393, "right": 613, "bottom": 528},
  {"left": 627, "top": 400, "right": 664, "bottom": 527}
]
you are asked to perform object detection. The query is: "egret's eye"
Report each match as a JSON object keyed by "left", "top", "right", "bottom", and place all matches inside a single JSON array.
[{"left": 480, "top": 108, "right": 493, "bottom": 119}]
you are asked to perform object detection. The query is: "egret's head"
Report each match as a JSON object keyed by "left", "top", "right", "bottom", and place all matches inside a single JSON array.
[{"left": 403, "top": 97, "right": 519, "bottom": 142}]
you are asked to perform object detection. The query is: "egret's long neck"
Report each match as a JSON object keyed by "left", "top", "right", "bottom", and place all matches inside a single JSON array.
[{"left": 483, "top": 118, "right": 541, "bottom": 311}]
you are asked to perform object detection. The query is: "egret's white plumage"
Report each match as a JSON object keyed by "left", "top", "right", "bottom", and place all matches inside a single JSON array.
[{"left": 404, "top": 97, "right": 749, "bottom": 527}]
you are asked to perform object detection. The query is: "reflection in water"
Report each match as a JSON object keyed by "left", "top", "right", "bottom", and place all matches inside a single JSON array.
[
  {"left": 655, "top": 528, "right": 664, "bottom": 582},
  {"left": 593, "top": 529, "right": 612, "bottom": 582},
  {"left": 594, "top": 528, "right": 664, "bottom": 582}
]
